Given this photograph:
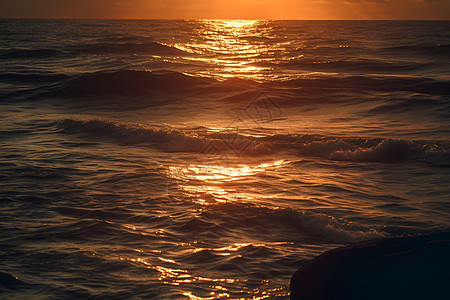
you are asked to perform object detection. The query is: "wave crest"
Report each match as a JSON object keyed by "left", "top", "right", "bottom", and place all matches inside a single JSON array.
[
  {"left": 58, "top": 118, "right": 450, "bottom": 164},
  {"left": 66, "top": 41, "right": 189, "bottom": 55}
]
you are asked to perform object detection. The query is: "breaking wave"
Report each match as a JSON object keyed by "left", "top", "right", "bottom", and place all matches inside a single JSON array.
[
  {"left": 58, "top": 118, "right": 450, "bottom": 164},
  {"left": 173, "top": 202, "right": 389, "bottom": 244}
]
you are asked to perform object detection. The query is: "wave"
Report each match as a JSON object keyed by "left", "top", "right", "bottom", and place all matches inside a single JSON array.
[
  {"left": 42, "top": 70, "right": 216, "bottom": 98},
  {"left": 367, "top": 96, "right": 443, "bottom": 113},
  {"left": 281, "top": 58, "right": 435, "bottom": 73},
  {"left": 381, "top": 44, "right": 450, "bottom": 58},
  {"left": 160, "top": 201, "right": 388, "bottom": 244},
  {"left": 65, "top": 41, "right": 189, "bottom": 56},
  {"left": 0, "top": 73, "right": 69, "bottom": 84},
  {"left": 20, "top": 68, "right": 448, "bottom": 102},
  {"left": 0, "top": 271, "right": 27, "bottom": 290},
  {"left": 3, "top": 67, "right": 447, "bottom": 103},
  {"left": 290, "top": 232, "right": 450, "bottom": 300},
  {"left": 0, "top": 42, "right": 188, "bottom": 60},
  {"left": 54, "top": 200, "right": 385, "bottom": 249},
  {"left": 1, "top": 70, "right": 219, "bottom": 102},
  {"left": 294, "top": 45, "right": 365, "bottom": 54},
  {"left": 271, "top": 207, "right": 386, "bottom": 243},
  {"left": 263, "top": 134, "right": 449, "bottom": 163},
  {"left": 0, "top": 48, "right": 66, "bottom": 60},
  {"left": 58, "top": 119, "right": 208, "bottom": 152},
  {"left": 288, "top": 137, "right": 420, "bottom": 162},
  {"left": 57, "top": 118, "right": 450, "bottom": 164},
  {"left": 277, "top": 75, "right": 450, "bottom": 96}
]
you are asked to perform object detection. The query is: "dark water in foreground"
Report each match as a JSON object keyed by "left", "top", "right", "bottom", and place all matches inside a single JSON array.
[{"left": 0, "top": 20, "right": 450, "bottom": 299}]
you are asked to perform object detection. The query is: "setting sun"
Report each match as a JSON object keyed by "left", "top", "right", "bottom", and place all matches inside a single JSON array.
[
  {"left": 1, "top": 1, "right": 449, "bottom": 299},
  {"left": 1, "top": 0, "right": 450, "bottom": 19}
]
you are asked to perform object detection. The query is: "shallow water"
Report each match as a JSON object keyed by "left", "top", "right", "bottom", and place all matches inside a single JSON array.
[{"left": 1, "top": 19, "right": 450, "bottom": 298}]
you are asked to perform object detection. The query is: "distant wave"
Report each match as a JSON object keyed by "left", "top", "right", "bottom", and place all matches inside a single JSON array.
[
  {"left": 281, "top": 58, "right": 435, "bottom": 73},
  {"left": 298, "top": 43, "right": 450, "bottom": 58},
  {"left": 58, "top": 118, "right": 208, "bottom": 152},
  {"left": 16, "top": 69, "right": 446, "bottom": 102},
  {"left": 367, "top": 97, "right": 444, "bottom": 113},
  {"left": 0, "top": 42, "right": 188, "bottom": 60},
  {"left": 294, "top": 45, "right": 365, "bottom": 55},
  {"left": 58, "top": 118, "right": 450, "bottom": 164},
  {"left": 1, "top": 70, "right": 218, "bottom": 101},
  {"left": 43, "top": 70, "right": 216, "bottom": 98},
  {"left": 65, "top": 41, "right": 189, "bottom": 56},
  {"left": 381, "top": 43, "right": 450, "bottom": 58},
  {"left": 0, "top": 48, "right": 66, "bottom": 60},
  {"left": 0, "top": 73, "right": 69, "bottom": 84},
  {"left": 278, "top": 75, "right": 450, "bottom": 96}
]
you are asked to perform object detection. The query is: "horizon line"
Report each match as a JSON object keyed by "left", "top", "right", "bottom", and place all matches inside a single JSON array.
[{"left": 1, "top": 17, "right": 449, "bottom": 21}]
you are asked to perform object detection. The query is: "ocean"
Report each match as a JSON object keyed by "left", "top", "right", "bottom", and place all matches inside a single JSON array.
[{"left": 0, "top": 19, "right": 449, "bottom": 299}]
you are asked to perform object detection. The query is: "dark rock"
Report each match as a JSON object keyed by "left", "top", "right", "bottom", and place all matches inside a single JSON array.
[{"left": 290, "top": 232, "right": 450, "bottom": 300}]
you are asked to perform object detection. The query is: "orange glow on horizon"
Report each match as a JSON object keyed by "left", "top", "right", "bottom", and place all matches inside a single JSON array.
[{"left": 0, "top": 0, "right": 449, "bottom": 20}]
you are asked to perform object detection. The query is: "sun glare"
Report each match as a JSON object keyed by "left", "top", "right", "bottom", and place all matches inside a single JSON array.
[
  {"left": 172, "top": 19, "right": 277, "bottom": 81},
  {"left": 220, "top": 20, "right": 260, "bottom": 28},
  {"left": 167, "top": 160, "right": 289, "bottom": 204}
]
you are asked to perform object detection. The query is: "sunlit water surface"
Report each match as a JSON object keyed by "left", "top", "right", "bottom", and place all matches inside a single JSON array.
[{"left": 1, "top": 20, "right": 450, "bottom": 298}]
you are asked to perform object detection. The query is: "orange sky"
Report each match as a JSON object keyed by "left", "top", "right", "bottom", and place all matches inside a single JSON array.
[{"left": 1, "top": 0, "right": 449, "bottom": 19}]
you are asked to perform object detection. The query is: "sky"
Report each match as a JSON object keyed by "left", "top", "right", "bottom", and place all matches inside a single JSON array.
[{"left": 0, "top": 0, "right": 449, "bottom": 20}]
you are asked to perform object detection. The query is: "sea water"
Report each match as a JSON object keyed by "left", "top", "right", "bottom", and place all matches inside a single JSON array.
[{"left": 1, "top": 20, "right": 449, "bottom": 298}]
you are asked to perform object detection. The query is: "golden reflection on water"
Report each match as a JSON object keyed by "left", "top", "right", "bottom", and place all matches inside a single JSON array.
[
  {"left": 155, "top": 20, "right": 294, "bottom": 297},
  {"left": 118, "top": 255, "right": 239, "bottom": 287},
  {"left": 174, "top": 20, "right": 279, "bottom": 81},
  {"left": 97, "top": 232, "right": 291, "bottom": 298},
  {"left": 116, "top": 250, "right": 287, "bottom": 299},
  {"left": 167, "top": 160, "right": 288, "bottom": 204},
  {"left": 194, "top": 242, "right": 293, "bottom": 256}
]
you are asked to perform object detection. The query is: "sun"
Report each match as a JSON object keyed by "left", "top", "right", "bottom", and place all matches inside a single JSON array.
[{"left": 220, "top": 19, "right": 260, "bottom": 28}]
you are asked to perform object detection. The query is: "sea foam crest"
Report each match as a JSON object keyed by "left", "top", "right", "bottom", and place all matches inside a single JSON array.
[{"left": 58, "top": 118, "right": 449, "bottom": 164}]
